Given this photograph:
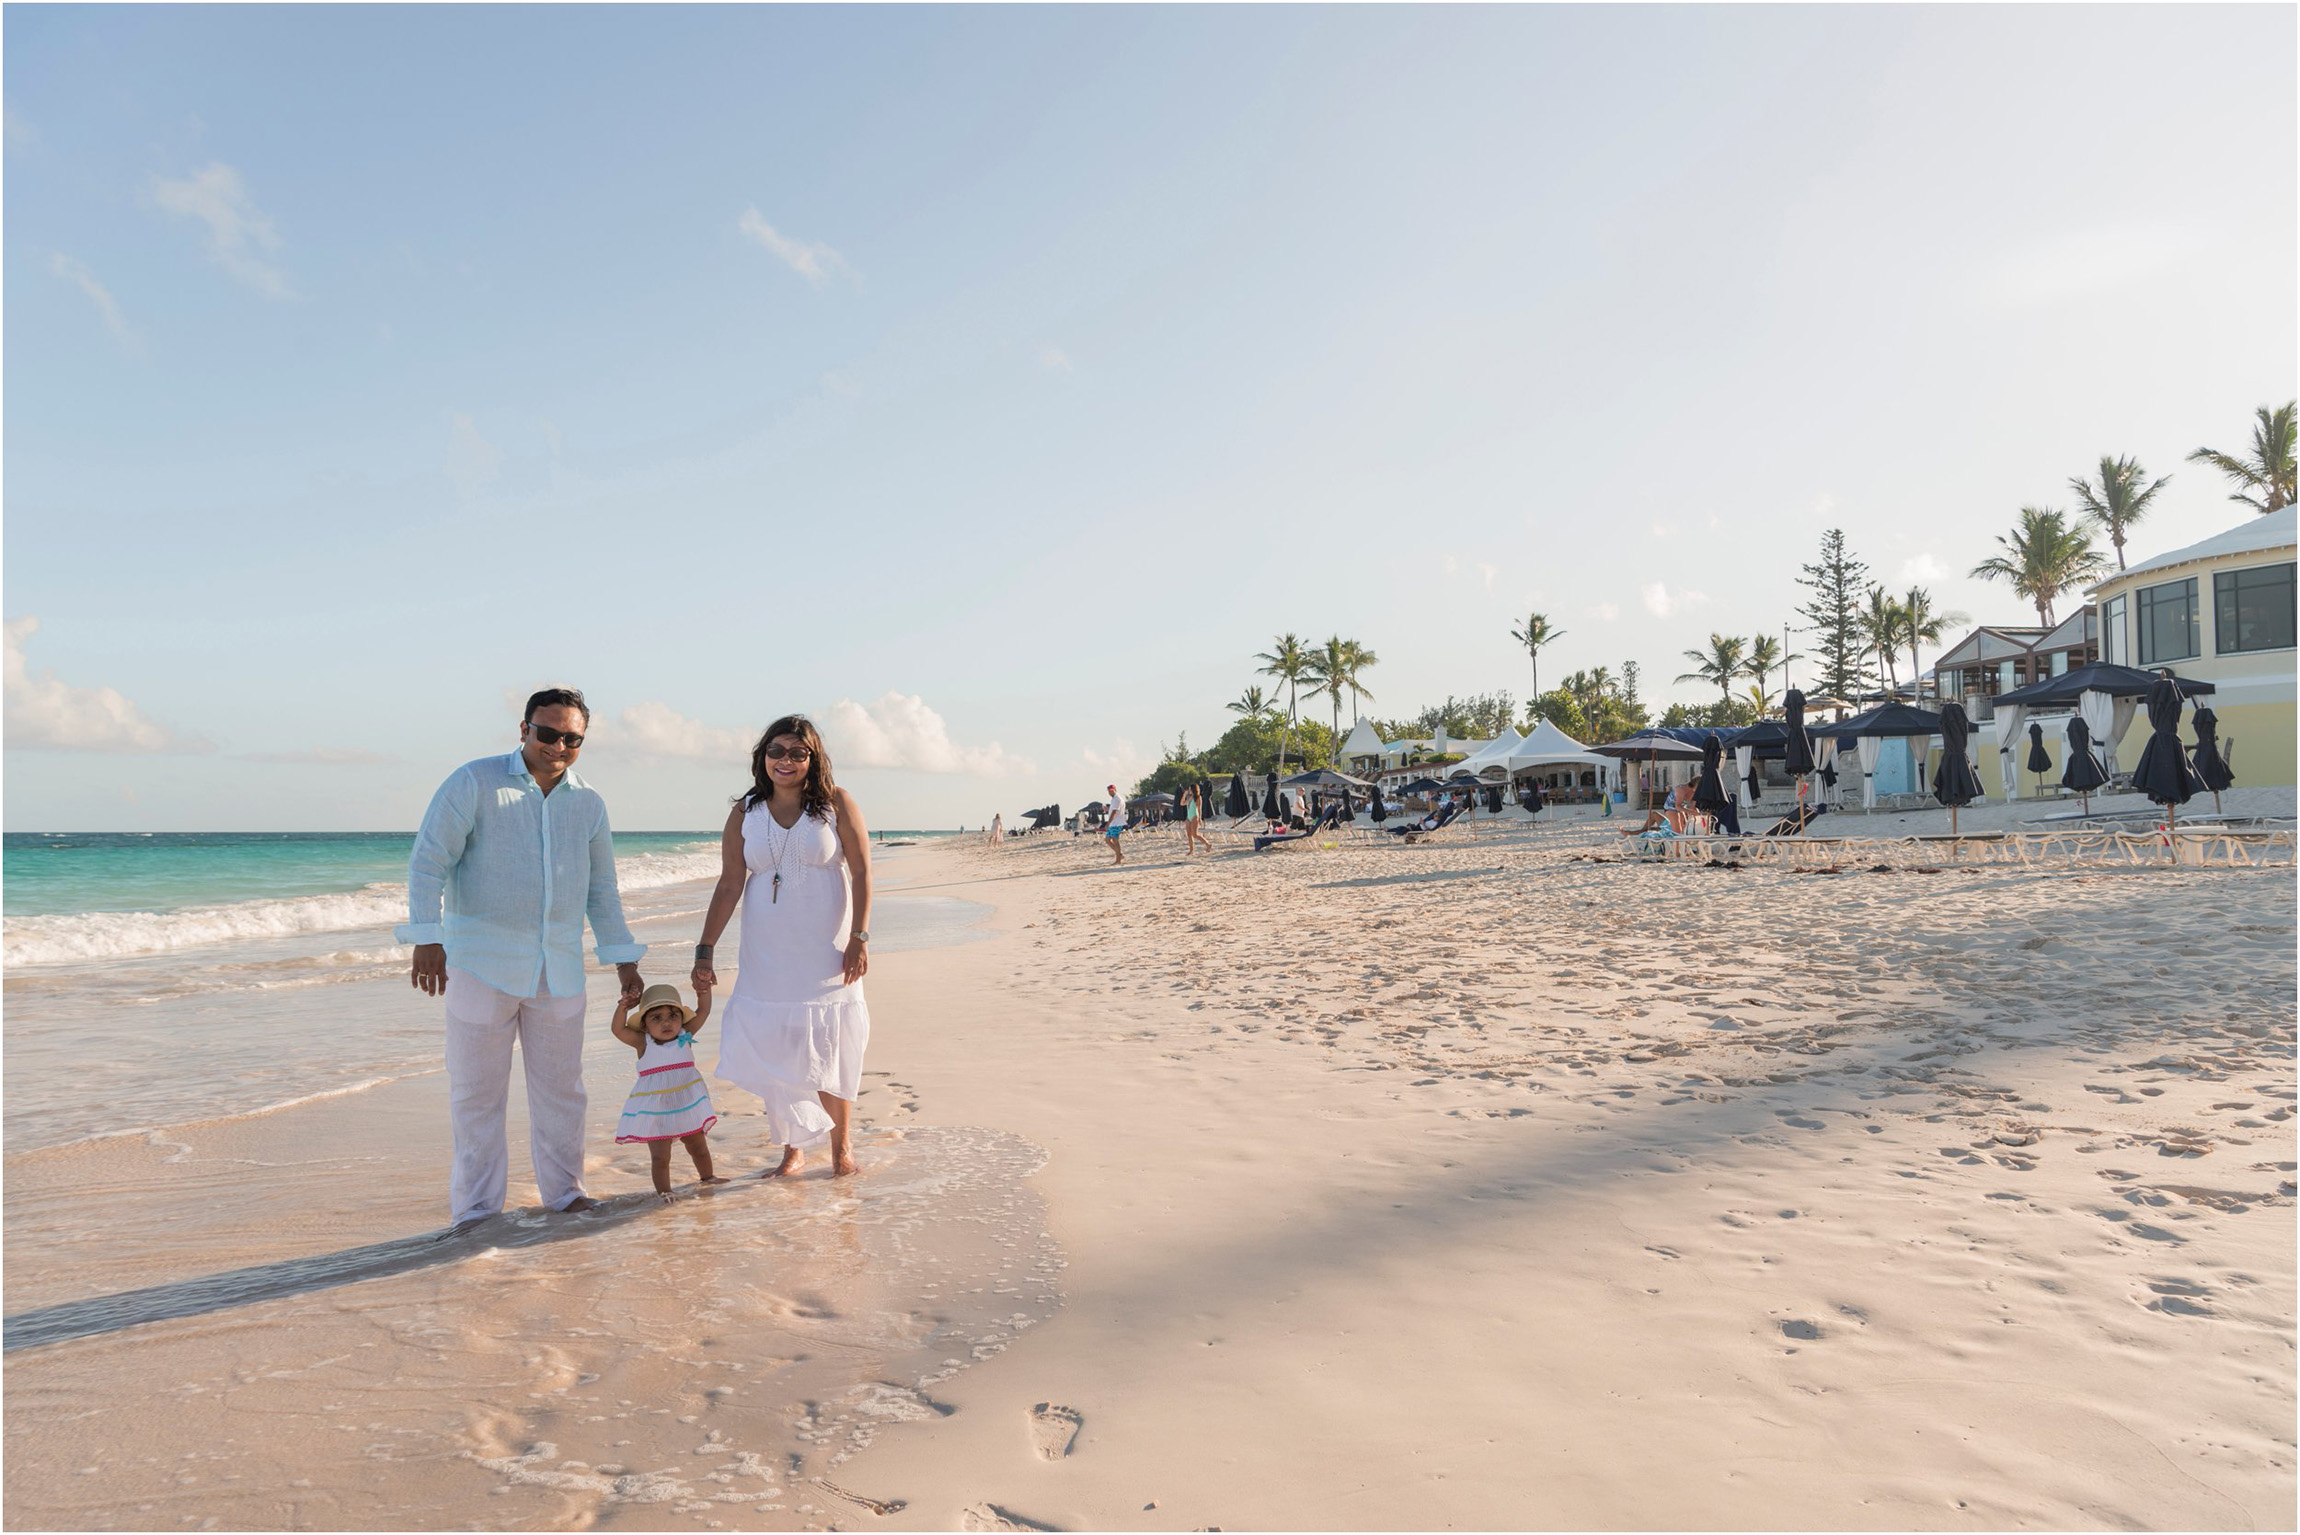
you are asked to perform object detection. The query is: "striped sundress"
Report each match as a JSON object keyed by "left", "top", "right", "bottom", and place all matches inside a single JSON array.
[{"left": 615, "top": 1032, "right": 718, "bottom": 1143}]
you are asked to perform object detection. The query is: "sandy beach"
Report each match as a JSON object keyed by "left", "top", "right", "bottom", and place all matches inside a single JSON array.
[{"left": 6, "top": 801, "right": 2295, "bottom": 1531}]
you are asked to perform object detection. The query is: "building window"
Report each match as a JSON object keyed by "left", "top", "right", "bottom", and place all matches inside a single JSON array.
[
  {"left": 1997, "top": 659, "right": 2016, "bottom": 692},
  {"left": 2136, "top": 578, "right": 2199, "bottom": 665},
  {"left": 2214, "top": 562, "right": 2296, "bottom": 654},
  {"left": 2052, "top": 649, "right": 2070, "bottom": 676},
  {"left": 2101, "top": 595, "right": 2128, "bottom": 665}
]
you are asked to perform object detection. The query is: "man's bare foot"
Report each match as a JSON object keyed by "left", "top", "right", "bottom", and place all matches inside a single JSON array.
[
  {"left": 761, "top": 1147, "right": 805, "bottom": 1178},
  {"left": 560, "top": 1195, "right": 598, "bottom": 1213},
  {"left": 700, "top": 1175, "right": 730, "bottom": 1186}
]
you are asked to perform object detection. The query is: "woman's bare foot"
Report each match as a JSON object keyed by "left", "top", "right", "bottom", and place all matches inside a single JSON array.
[
  {"left": 761, "top": 1146, "right": 805, "bottom": 1178},
  {"left": 831, "top": 1142, "right": 860, "bottom": 1177}
]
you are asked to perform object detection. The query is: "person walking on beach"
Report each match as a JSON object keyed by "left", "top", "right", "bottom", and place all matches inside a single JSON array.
[
  {"left": 398, "top": 687, "right": 647, "bottom": 1228},
  {"left": 1103, "top": 783, "right": 1128, "bottom": 864},
  {"left": 694, "top": 715, "right": 874, "bottom": 1178},
  {"left": 1180, "top": 781, "right": 1213, "bottom": 855}
]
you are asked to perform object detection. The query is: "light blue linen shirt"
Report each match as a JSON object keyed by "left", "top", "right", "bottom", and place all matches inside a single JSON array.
[{"left": 394, "top": 751, "right": 646, "bottom": 998}]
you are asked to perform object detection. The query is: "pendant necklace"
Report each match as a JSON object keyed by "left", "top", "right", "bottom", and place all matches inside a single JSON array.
[{"left": 768, "top": 806, "right": 797, "bottom": 903}]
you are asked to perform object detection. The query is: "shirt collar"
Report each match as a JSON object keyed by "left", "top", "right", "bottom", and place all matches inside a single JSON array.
[{"left": 504, "top": 750, "right": 586, "bottom": 793}]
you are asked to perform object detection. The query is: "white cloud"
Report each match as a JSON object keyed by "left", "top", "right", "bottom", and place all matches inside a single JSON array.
[
  {"left": 1640, "top": 584, "right": 1709, "bottom": 619},
  {"left": 1037, "top": 344, "right": 1073, "bottom": 373},
  {"left": 1078, "top": 738, "right": 1151, "bottom": 792},
  {"left": 1476, "top": 561, "right": 1497, "bottom": 591},
  {"left": 239, "top": 747, "right": 399, "bottom": 766},
  {"left": 1896, "top": 553, "right": 1946, "bottom": 585},
  {"left": 152, "top": 161, "right": 291, "bottom": 298},
  {"left": 1811, "top": 493, "right": 1838, "bottom": 520},
  {"left": 1593, "top": 601, "right": 1621, "bottom": 622},
  {"left": 50, "top": 253, "right": 137, "bottom": 351},
  {"left": 738, "top": 208, "right": 851, "bottom": 286},
  {"left": 1984, "top": 223, "right": 2218, "bottom": 308},
  {"left": 4, "top": 616, "right": 209, "bottom": 754},
  {"left": 1443, "top": 554, "right": 1459, "bottom": 575},
  {"left": 826, "top": 692, "right": 1033, "bottom": 777},
  {"left": 446, "top": 412, "right": 502, "bottom": 497},
  {"left": 612, "top": 701, "right": 753, "bottom": 763}
]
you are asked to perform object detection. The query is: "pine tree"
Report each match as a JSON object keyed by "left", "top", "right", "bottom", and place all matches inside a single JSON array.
[{"left": 1796, "top": 529, "right": 1870, "bottom": 698}]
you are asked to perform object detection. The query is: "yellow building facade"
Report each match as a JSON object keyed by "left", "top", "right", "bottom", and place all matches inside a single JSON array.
[{"left": 2087, "top": 507, "right": 2297, "bottom": 786}]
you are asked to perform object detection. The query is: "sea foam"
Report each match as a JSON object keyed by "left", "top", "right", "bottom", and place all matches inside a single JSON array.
[{"left": 2, "top": 844, "right": 720, "bottom": 967}]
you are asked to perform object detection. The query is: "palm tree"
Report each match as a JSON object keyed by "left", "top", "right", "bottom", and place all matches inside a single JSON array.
[
  {"left": 1508, "top": 612, "right": 1563, "bottom": 698},
  {"left": 1226, "top": 685, "right": 1276, "bottom": 725},
  {"left": 1861, "top": 587, "right": 1907, "bottom": 690},
  {"left": 1900, "top": 587, "right": 1967, "bottom": 699},
  {"left": 1969, "top": 507, "right": 2108, "bottom": 627},
  {"left": 1337, "top": 639, "right": 1379, "bottom": 722},
  {"left": 2069, "top": 454, "right": 2173, "bottom": 571},
  {"left": 1744, "top": 681, "right": 1777, "bottom": 715},
  {"left": 1675, "top": 634, "right": 1748, "bottom": 704},
  {"left": 1254, "top": 632, "right": 1310, "bottom": 772},
  {"left": 1304, "top": 635, "right": 1353, "bottom": 738},
  {"left": 1744, "top": 634, "right": 1797, "bottom": 703},
  {"left": 2187, "top": 401, "right": 2297, "bottom": 514}
]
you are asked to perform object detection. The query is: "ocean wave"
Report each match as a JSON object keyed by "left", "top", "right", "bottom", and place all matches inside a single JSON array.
[{"left": 2, "top": 843, "right": 719, "bottom": 967}]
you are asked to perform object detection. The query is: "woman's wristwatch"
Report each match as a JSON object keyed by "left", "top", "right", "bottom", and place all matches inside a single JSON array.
[{"left": 850, "top": 929, "right": 870, "bottom": 944}]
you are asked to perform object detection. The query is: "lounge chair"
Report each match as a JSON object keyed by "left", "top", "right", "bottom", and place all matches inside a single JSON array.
[
  {"left": 1760, "top": 804, "right": 1828, "bottom": 837},
  {"left": 1386, "top": 802, "right": 1464, "bottom": 844},
  {"left": 1254, "top": 803, "right": 1346, "bottom": 851}
]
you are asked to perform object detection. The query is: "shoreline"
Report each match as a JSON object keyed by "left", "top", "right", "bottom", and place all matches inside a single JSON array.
[{"left": 5, "top": 824, "right": 2295, "bottom": 1530}]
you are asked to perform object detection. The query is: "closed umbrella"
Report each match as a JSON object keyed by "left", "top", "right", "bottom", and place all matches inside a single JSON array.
[
  {"left": 1261, "top": 771, "right": 1281, "bottom": 820},
  {"left": 1782, "top": 690, "right": 1816, "bottom": 787},
  {"left": 1225, "top": 774, "right": 1249, "bottom": 819},
  {"left": 1692, "top": 733, "right": 1739, "bottom": 835},
  {"left": 1369, "top": 783, "right": 1389, "bottom": 823},
  {"left": 1484, "top": 783, "right": 1503, "bottom": 814},
  {"left": 2191, "top": 706, "right": 2234, "bottom": 812},
  {"left": 1932, "top": 701, "right": 1983, "bottom": 835},
  {"left": 2130, "top": 674, "right": 2199, "bottom": 828},
  {"left": 2025, "top": 722, "right": 2051, "bottom": 797},
  {"left": 2061, "top": 715, "right": 2109, "bottom": 813}
]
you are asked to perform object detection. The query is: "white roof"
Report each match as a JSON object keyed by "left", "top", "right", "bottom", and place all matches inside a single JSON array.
[
  {"left": 1506, "top": 716, "right": 1614, "bottom": 772},
  {"left": 1338, "top": 717, "right": 1386, "bottom": 759},
  {"left": 2094, "top": 506, "right": 2297, "bottom": 591},
  {"left": 1456, "top": 728, "right": 1522, "bottom": 776}
]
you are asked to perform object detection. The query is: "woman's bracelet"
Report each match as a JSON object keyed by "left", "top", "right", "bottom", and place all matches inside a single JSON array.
[{"left": 693, "top": 943, "right": 714, "bottom": 968}]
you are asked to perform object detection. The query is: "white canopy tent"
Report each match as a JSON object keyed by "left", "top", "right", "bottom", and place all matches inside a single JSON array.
[
  {"left": 1455, "top": 727, "right": 1524, "bottom": 779},
  {"left": 1505, "top": 718, "right": 1617, "bottom": 792}
]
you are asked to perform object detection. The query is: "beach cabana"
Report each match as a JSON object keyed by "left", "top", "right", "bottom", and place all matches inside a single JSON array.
[
  {"left": 1989, "top": 662, "right": 2215, "bottom": 794},
  {"left": 1826, "top": 703, "right": 1942, "bottom": 810},
  {"left": 1504, "top": 720, "right": 1615, "bottom": 802}
]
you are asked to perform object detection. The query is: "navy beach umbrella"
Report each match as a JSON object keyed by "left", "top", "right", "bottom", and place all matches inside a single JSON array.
[
  {"left": 2130, "top": 674, "right": 2199, "bottom": 821},
  {"left": 2061, "top": 715, "right": 2109, "bottom": 810},
  {"left": 1261, "top": 772, "right": 1281, "bottom": 820},
  {"left": 1782, "top": 689, "right": 1817, "bottom": 778},
  {"left": 2025, "top": 722, "right": 2051, "bottom": 795},
  {"left": 2190, "top": 707, "right": 2234, "bottom": 809},
  {"left": 1692, "top": 733, "right": 1738, "bottom": 835},
  {"left": 1931, "top": 701, "right": 1983, "bottom": 833},
  {"left": 1225, "top": 774, "right": 1249, "bottom": 818}
]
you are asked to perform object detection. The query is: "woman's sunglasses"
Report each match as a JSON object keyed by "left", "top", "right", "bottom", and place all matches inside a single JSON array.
[
  {"left": 764, "top": 743, "right": 813, "bottom": 762},
  {"left": 528, "top": 723, "right": 586, "bottom": 748}
]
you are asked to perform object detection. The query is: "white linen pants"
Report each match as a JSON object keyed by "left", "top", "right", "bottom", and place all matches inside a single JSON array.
[{"left": 444, "top": 967, "right": 589, "bottom": 1224}]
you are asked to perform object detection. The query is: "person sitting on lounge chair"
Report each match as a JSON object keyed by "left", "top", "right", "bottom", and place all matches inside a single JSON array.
[{"left": 1621, "top": 784, "right": 1697, "bottom": 837}]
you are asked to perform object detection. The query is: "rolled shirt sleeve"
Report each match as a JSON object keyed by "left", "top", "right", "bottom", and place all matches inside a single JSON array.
[
  {"left": 395, "top": 766, "right": 476, "bottom": 948},
  {"left": 585, "top": 802, "right": 646, "bottom": 968}
]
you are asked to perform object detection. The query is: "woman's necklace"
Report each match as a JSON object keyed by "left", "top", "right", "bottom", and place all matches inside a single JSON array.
[{"left": 766, "top": 801, "right": 799, "bottom": 903}]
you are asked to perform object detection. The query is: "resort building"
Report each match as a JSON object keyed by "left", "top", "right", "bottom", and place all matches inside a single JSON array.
[
  {"left": 1933, "top": 611, "right": 2100, "bottom": 714},
  {"left": 2084, "top": 506, "right": 2297, "bottom": 786}
]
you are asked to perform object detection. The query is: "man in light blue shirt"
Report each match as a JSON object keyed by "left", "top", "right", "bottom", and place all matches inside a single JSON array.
[{"left": 396, "top": 687, "right": 647, "bottom": 1226}]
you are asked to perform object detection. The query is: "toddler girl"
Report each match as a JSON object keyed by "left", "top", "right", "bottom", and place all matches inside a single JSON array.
[{"left": 612, "top": 981, "right": 726, "bottom": 1200}]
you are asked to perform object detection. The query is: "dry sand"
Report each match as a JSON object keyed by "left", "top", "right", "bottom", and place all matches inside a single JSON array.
[{"left": 5, "top": 802, "right": 2295, "bottom": 1531}]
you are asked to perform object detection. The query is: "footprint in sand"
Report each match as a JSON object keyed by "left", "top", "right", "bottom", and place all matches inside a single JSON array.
[
  {"left": 962, "top": 1502, "right": 1059, "bottom": 1531},
  {"left": 1029, "top": 1402, "right": 1082, "bottom": 1460}
]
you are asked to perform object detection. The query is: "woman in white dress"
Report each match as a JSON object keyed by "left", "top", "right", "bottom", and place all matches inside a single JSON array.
[{"left": 693, "top": 714, "right": 873, "bottom": 1177}]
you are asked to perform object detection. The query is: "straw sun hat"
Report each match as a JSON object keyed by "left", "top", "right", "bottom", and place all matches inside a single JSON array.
[{"left": 628, "top": 983, "right": 692, "bottom": 1025}]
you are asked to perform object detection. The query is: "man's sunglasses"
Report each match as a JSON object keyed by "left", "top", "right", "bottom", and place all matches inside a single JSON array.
[
  {"left": 528, "top": 723, "right": 586, "bottom": 748},
  {"left": 764, "top": 743, "right": 813, "bottom": 761}
]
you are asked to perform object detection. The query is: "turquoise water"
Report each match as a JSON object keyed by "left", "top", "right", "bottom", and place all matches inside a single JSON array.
[{"left": 2, "top": 829, "right": 964, "bottom": 918}]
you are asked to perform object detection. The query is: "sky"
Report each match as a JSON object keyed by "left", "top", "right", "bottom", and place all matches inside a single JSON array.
[{"left": 5, "top": 4, "right": 2294, "bottom": 832}]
